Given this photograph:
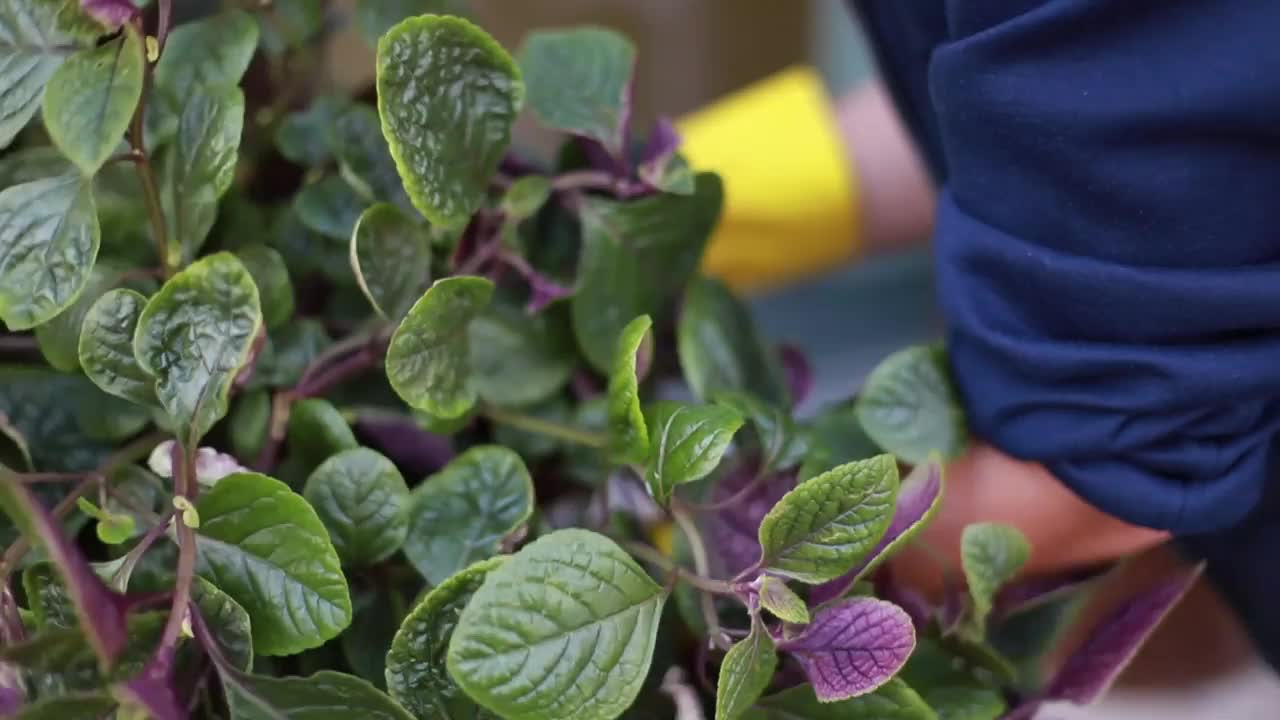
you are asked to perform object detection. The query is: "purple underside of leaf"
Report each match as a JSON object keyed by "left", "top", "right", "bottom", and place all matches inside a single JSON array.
[
  {"left": 1001, "top": 701, "right": 1043, "bottom": 720},
  {"left": 577, "top": 136, "right": 628, "bottom": 177},
  {"left": 778, "top": 344, "right": 813, "bottom": 409},
  {"left": 1044, "top": 566, "right": 1202, "bottom": 705},
  {"left": 116, "top": 668, "right": 183, "bottom": 720},
  {"left": 0, "top": 474, "right": 128, "bottom": 667},
  {"left": 778, "top": 597, "right": 916, "bottom": 702},
  {"left": 710, "top": 463, "right": 795, "bottom": 576},
  {"left": 994, "top": 563, "right": 1111, "bottom": 620},
  {"left": 811, "top": 461, "right": 942, "bottom": 604},
  {"left": 873, "top": 566, "right": 934, "bottom": 631},
  {"left": 82, "top": 0, "right": 139, "bottom": 28},
  {"left": 0, "top": 687, "right": 22, "bottom": 714},
  {"left": 353, "top": 413, "right": 455, "bottom": 479},
  {"left": 640, "top": 117, "right": 680, "bottom": 166}
]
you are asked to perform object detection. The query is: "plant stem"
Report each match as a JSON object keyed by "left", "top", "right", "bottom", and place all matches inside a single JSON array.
[
  {"left": 105, "top": 511, "right": 173, "bottom": 592},
  {"left": 149, "top": 444, "right": 197, "bottom": 680},
  {"left": 481, "top": 405, "right": 607, "bottom": 449},
  {"left": 670, "top": 502, "right": 735, "bottom": 649},
  {"left": 128, "top": 14, "right": 171, "bottom": 278},
  {"left": 623, "top": 541, "right": 734, "bottom": 596},
  {"left": 551, "top": 170, "right": 618, "bottom": 192}
]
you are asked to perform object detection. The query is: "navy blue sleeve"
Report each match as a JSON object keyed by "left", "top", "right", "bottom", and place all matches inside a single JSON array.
[{"left": 929, "top": 0, "right": 1280, "bottom": 534}]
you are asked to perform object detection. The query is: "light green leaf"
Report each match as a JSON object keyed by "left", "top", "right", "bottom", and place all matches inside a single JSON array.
[
  {"left": 294, "top": 174, "right": 367, "bottom": 241},
  {"left": 501, "top": 175, "right": 551, "bottom": 220},
  {"left": 355, "top": 0, "right": 470, "bottom": 47},
  {"left": 606, "top": 314, "right": 651, "bottom": 465},
  {"left": 41, "top": 28, "right": 144, "bottom": 175},
  {"left": 149, "top": 9, "right": 258, "bottom": 146},
  {"left": 758, "top": 575, "right": 808, "bottom": 625},
  {"left": 447, "top": 529, "right": 666, "bottom": 720},
  {"left": 78, "top": 289, "right": 155, "bottom": 408},
  {"left": 157, "top": 84, "right": 244, "bottom": 263},
  {"left": 571, "top": 173, "right": 723, "bottom": 372},
  {"left": 286, "top": 398, "right": 358, "bottom": 470},
  {"left": 134, "top": 252, "right": 261, "bottom": 442},
  {"left": 644, "top": 401, "right": 743, "bottom": 505},
  {"left": 385, "top": 556, "right": 505, "bottom": 720},
  {"left": 304, "top": 448, "right": 410, "bottom": 567},
  {"left": 758, "top": 454, "right": 898, "bottom": 584},
  {"left": 227, "top": 670, "right": 414, "bottom": 720},
  {"left": 0, "top": 174, "right": 99, "bottom": 330},
  {"left": 678, "top": 275, "right": 787, "bottom": 406},
  {"left": 194, "top": 471, "right": 351, "bottom": 656},
  {"left": 192, "top": 576, "right": 254, "bottom": 672},
  {"left": 0, "top": 0, "right": 99, "bottom": 150},
  {"left": 518, "top": 27, "right": 634, "bottom": 155},
  {"left": 403, "top": 445, "right": 533, "bottom": 586},
  {"left": 961, "top": 523, "right": 1029, "bottom": 636},
  {"left": 717, "top": 619, "right": 777, "bottom": 720},
  {"left": 349, "top": 203, "right": 431, "bottom": 321},
  {"left": 386, "top": 276, "right": 494, "bottom": 419},
  {"left": 375, "top": 15, "right": 522, "bottom": 227},
  {"left": 856, "top": 344, "right": 967, "bottom": 464},
  {"left": 467, "top": 299, "right": 575, "bottom": 408},
  {"left": 36, "top": 262, "right": 119, "bottom": 372},
  {"left": 714, "top": 391, "right": 804, "bottom": 474},
  {"left": 237, "top": 245, "right": 294, "bottom": 329},
  {"left": 743, "top": 679, "right": 935, "bottom": 720}
]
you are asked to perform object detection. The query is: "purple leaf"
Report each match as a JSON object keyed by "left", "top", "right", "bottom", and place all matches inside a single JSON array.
[
  {"left": 811, "top": 460, "right": 943, "bottom": 604},
  {"left": 353, "top": 411, "right": 455, "bottom": 479},
  {"left": 0, "top": 471, "right": 128, "bottom": 668},
  {"left": 994, "top": 564, "right": 1111, "bottom": 620},
  {"left": 778, "top": 597, "right": 916, "bottom": 702},
  {"left": 640, "top": 117, "right": 680, "bottom": 168},
  {"left": 0, "top": 686, "right": 21, "bottom": 715},
  {"left": 778, "top": 344, "right": 813, "bottom": 409},
  {"left": 710, "top": 463, "right": 795, "bottom": 576},
  {"left": 81, "top": 0, "right": 139, "bottom": 28},
  {"left": 114, "top": 669, "right": 183, "bottom": 720},
  {"left": 872, "top": 566, "right": 934, "bottom": 631},
  {"left": 1044, "top": 565, "right": 1201, "bottom": 705},
  {"left": 576, "top": 137, "right": 628, "bottom": 177}
]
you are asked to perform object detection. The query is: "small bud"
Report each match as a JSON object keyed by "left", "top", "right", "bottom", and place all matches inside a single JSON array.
[
  {"left": 172, "top": 496, "right": 200, "bottom": 529},
  {"left": 145, "top": 35, "right": 159, "bottom": 63}
]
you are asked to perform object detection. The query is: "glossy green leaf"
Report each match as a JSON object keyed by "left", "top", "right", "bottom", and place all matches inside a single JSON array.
[
  {"left": 717, "top": 619, "right": 777, "bottom": 720},
  {"left": 355, "top": 0, "right": 470, "bottom": 47},
  {"left": 385, "top": 557, "right": 505, "bottom": 720},
  {"left": 237, "top": 245, "right": 294, "bottom": 329},
  {"left": 502, "top": 175, "right": 551, "bottom": 220},
  {"left": 227, "top": 670, "right": 414, "bottom": 720},
  {"left": 157, "top": 84, "right": 245, "bottom": 262},
  {"left": 404, "top": 445, "right": 533, "bottom": 585},
  {"left": 572, "top": 173, "right": 723, "bottom": 371},
  {"left": 678, "top": 275, "right": 787, "bottom": 406},
  {"left": 856, "top": 344, "right": 967, "bottom": 463},
  {"left": 518, "top": 28, "right": 634, "bottom": 154},
  {"left": 0, "top": 0, "right": 99, "bottom": 150},
  {"left": 329, "top": 103, "right": 411, "bottom": 210},
  {"left": 961, "top": 523, "right": 1030, "bottom": 636},
  {"left": 644, "top": 402, "right": 743, "bottom": 505},
  {"left": 194, "top": 471, "right": 351, "bottom": 656},
  {"left": 467, "top": 299, "right": 575, "bottom": 408},
  {"left": 376, "top": 15, "right": 522, "bottom": 227},
  {"left": 287, "top": 399, "right": 359, "bottom": 470},
  {"left": 0, "top": 366, "right": 117, "bottom": 472},
  {"left": 149, "top": 9, "right": 258, "bottom": 146},
  {"left": 743, "top": 679, "right": 935, "bottom": 720},
  {"left": 606, "top": 315, "right": 651, "bottom": 464},
  {"left": 295, "top": 174, "right": 367, "bottom": 241},
  {"left": 714, "top": 391, "right": 804, "bottom": 474},
  {"left": 304, "top": 448, "right": 411, "bottom": 567},
  {"left": 758, "top": 454, "right": 898, "bottom": 584},
  {"left": 41, "top": 28, "right": 143, "bottom": 175},
  {"left": 36, "top": 262, "right": 119, "bottom": 372},
  {"left": 0, "top": 174, "right": 99, "bottom": 330},
  {"left": 448, "top": 529, "right": 666, "bottom": 720},
  {"left": 192, "top": 576, "right": 254, "bottom": 672},
  {"left": 386, "top": 276, "right": 494, "bottom": 419},
  {"left": 758, "top": 575, "right": 808, "bottom": 625},
  {"left": 78, "top": 289, "right": 156, "bottom": 408},
  {"left": 349, "top": 203, "right": 432, "bottom": 321},
  {"left": 134, "top": 252, "right": 261, "bottom": 442}
]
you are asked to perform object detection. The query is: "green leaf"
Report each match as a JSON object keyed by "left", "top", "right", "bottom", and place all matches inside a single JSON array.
[
  {"left": 35, "top": 262, "right": 119, "bottom": 372},
  {"left": 134, "top": 252, "right": 262, "bottom": 442},
  {"left": 194, "top": 471, "right": 351, "bottom": 656},
  {"left": 502, "top": 175, "right": 551, "bottom": 220},
  {"left": 0, "top": 411, "right": 32, "bottom": 471},
  {"left": 922, "top": 687, "right": 1004, "bottom": 720},
  {"left": 329, "top": 103, "right": 412, "bottom": 211},
  {"left": 11, "top": 693, "right": 116, "bottom": 720},
  {"left": 743, "top": 679, "right": 935, "bottom": 720},
  {"left": 257, "top": 0, "right": 324, "bottom": 55},
  {"left": 960, "top": 523, "right": 1030, "bottom": 636},
  {"left": 678, "top": 275, "right": 787, "bottom": 406},
  {"left": 342, "top": 587, "right": 403, "bottom": 689},
  {"left": 192, "top": 576, "right": 254, "bottom": 672},
  {"left": 386, "top": 276, "right": 494, "bottom": 419},
  {"left": 758, "top": 455, "right": 899, "bottom": 584},
  {"left": 376, "top": 15, "right": 523, "bottom": 227},
  {"left": 448, "top": 529, "right": 666, "bottom": 720},
  {"left": 78, "top": 289, "right": 156, "bottom": 408},
  {"left": 0, "top": 174, "right": 99, "bottom": 330},
  {"left": 294, "top": 174, "right": 367, "bottom": 241},
  {"left": 304, "top": 448, "right": 411, "bottom": 567},
  {"left": 157, "top": 84, "right": 245, "bottom": 262},
  {"left": 385, "top": 557, "right": 505, "bottom": 720},
  {"left": 403, "top": 445, "right": 533, "bottom": 586},
  {"left": 355, "top": 0, "right": 470, "bottom": 47},
  {"left": 275, "top": 95, "right": 345, "bottom": 167},
  {"left": 349, "top": 203, "right": 432, "bottom": 321},
  {"left": 644, "top": 402, "right": 743, "bottom": 505},
  {"left": 572, "top": 173, "right": 723, "bottom": 372},
  {"left": 797, "top": 401, "right": 880, "bottom": 483},
  {"left": 227, "top": 670, "right": 414, "bottom": 720},
  {"left": 758, "top": 575, "right": 808, "bottom": 625},
  {"left": 41, "top": 28, "right": 144, "bottom": 175},
  {"left": 714, "top": 391, "right": 804, "bottom": 474},
  {"left": 149, "top": 9, "right": 258, "bottom": 146},
  {"left": 0, "top": 0, "right": 99, "bottom": 150},
  {"left": 0, "top": 366, "right": 117, "bottom": 472},
  {"left": 286, "top": 398, "right": 358, "bottom": 471},
  {"left": 856, "top": 344, "right": 967, "bottom": 464},
  {"left": 237, "top": 245, "right": 294, "bottom": 329},
  {"left": 467, "top": 299, "right": 575, "bottom": 408},
  {"left": 249, "top": 320, "right": 332, "bottom": 390},
  {"left": 717, "top": 619, "right": 777, "bottom": 720},
  {"left": 23, "top": 561, "right": 74, "bottom": 628},
  {"left": 518, "top": 28, "right": 635, "bottom": 155},
  {"left": 606, "top": 315, "right": 651, "bottom": 464}
]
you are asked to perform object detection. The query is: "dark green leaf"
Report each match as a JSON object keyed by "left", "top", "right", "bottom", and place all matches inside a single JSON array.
[
  {"left": 644, "top": 401, "right": 743, "bottom": 505},
  {"left": 35, "top": 262, "right": 119, "bottom": 372},
  {"left": 329, "top": 103, "right": 412, "bottom": 211},
  {"left": 0, "top": 366, "right": 116, "bottom": 472},
  {"left": 194, "top": 471, "right": 351, "bottom": 656},
  {"left": 0, "top": 0, "right": 99, "bottom": 149},
  {"left": 717, "top": 619, "right": 777, "bottom": 720},
  {"left": 23, "top": 561, "right": 75, "bottom": 628},
  {"left": 447, "top": 529, "right": 666, "bottom": 720},
  {"left": 0, "top": 411, "right": 32, "bottom": 471},
  {"left": 856, "top": 344, "right": 967, "bottom": 463},
  {"left": 134, "top": 252, "right": 261, "bottom": 442},
  {"left": 713, "top": 391, "right": 804, "bottom": 474},
  {"left": 467, "top": 299, "right": 575, "bottom": 408},
  {"left": 41, "top": 28, "right": 144, "bottom": 175},
  {"left": 797, "top": 401, "right": 880, "bottom": 482},
  {"left": 961, "top": 523, "right": 1029, "bottom": 636},
  {"left": 11, "top": 693, "right": 115, "bottom": 719},
  {"left": 678, "top": 275, "right": 787, "bottom": 406},
  {"left": 923, "top": 687, "right": 1005, "bottom": 720},
  {"left": 606, "top": 315, "right": 651, "bottom": 464},
  {"left": 230, "top": 389, "right": 271, "bottom": 462},
  {"left": 341, "top": 586, "right": 405, "bottom": 689},
  {"left": 258, "top": 0, "right": 324, "bottom": 55},
  {"left": 376, "top": 15, "right": 522, "bottom": 227},
  {"left": 743, "top": 679, "right": 935, "bottom": 720},
  {"left": 287, "top": 399, "right": 359, "bottom": 471},
  {"left": 0, "top": 174, "right": 99, "bottom": 330},
  {"left": 78, "top": 288, "right": 155, "bottom": 407},
  {"left": 275, "top": 96, "right": 346, "bottom": 167},
  {"left": 249, "top": 320, "right": 332, "bottom": 390},
  {"left": 518, "top": 28, "right": 634, "bottom": 155},
  {"left": 304, "top": 448, "right": 410, "bottom": 566},
  {"left": 404, "top": 445, "right": 533, "bottom": 585},
  {"left": 355, "top": 0, "right": 470, "bottom": 47},
  {"left": 227, "top": 670, "right": 414, "bottom": 720},
  {"left": 349, "top": 203, "right": 432, "bottom": 321},
  {"left": 150, "top": 9, "right": 258, "bottom": 146},
  {"left": 237, "top": 245, "right": 294, "bottom": 329},
  {"left": 386, "top": 276, "right": 494, "bottom": 419},
  {"left": 294, "top": 174, "right": 367, "bottom": 241}
]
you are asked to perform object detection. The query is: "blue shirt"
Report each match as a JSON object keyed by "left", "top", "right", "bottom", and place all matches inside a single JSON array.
[{"left": 849, "top": 0, "right": 1280, "bottom": 665}]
